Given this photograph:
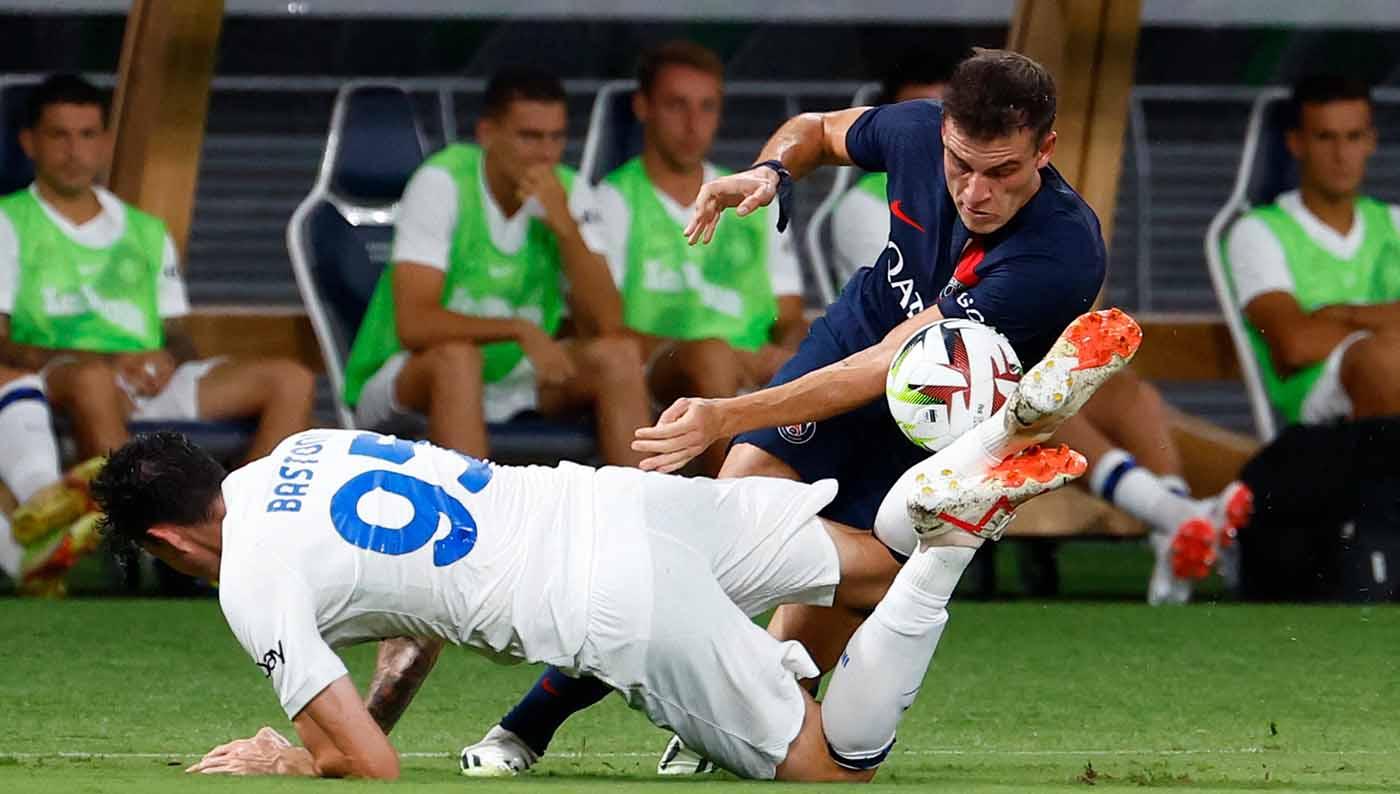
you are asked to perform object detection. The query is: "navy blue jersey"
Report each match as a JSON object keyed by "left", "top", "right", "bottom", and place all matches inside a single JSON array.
[{"left": 823, "top": 99, "right": 1106, "bottom": 366}]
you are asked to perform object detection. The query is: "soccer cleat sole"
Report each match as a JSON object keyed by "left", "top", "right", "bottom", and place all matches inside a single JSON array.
[
  {"left": 1008, "top": 308, "right": 1143, "bottom": 438},
  {"left": 1170, "top": 481, "right": 1253, "bottom": 581},
  {"left": 908, "top": 444, "right": 1087, "bottom": 542},
  {"left": 19, "top": 511, "right": 103, "bottom": 586}
]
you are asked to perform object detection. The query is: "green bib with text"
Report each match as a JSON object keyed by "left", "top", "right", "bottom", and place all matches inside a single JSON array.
[
  {"left": 0, "top": 188, "right": 166, "bottom": 353},
  {"left": 608, "top": 157, "right": 777, "bottom": 351},
  {"left": 343, "top": 144, "right": 571, "bottom": 406},
  {"left": 1225, "top": 197, "right": 1400, "bottom": 422}
]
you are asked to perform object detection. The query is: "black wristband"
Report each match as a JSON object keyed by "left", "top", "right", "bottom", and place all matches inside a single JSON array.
[{"left": 750, "top": 159, "right": 793, "bottom": 233}]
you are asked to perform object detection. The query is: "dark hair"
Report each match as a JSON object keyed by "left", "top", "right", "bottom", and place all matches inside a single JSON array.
[
  {"left": 482, "top": 67, "right": 566, "bottom": 119},
  {"left": 25, "top": 73, "right": 107, "bottom": 129},
  {"left": 879, "top": 51, "right": 959, "bottom": 105},
  {"left": 91, "top": 432, "right": 226, "bottom": 557},
  {"left": 1290, "top": 74, "right": 1373, "bottom": 129},
  {"left": 942, "top": 48, "right": 1056, "bottom": 144},
  {"left": 638, "top": 40, "right": 725, "bottom": 96}
]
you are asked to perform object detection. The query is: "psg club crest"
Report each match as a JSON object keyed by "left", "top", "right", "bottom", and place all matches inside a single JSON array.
[{"left": 777, "top": 421, "right": 816, "bottom": 445}]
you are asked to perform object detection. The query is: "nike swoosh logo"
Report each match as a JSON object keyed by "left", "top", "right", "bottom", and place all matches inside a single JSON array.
[{"left": 890, "top": 199, "right": 926, "bottom": 233}]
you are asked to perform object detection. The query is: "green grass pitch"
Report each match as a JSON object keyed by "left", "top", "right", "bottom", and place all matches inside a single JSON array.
[{"left": 2, "top": 596, "right": 1398, "bottom": 792}]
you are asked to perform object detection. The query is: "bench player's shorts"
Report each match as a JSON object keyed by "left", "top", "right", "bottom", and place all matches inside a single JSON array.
[
  {"left": 575, "top": 467, "right": 842, "bottom": 779},
  {"left": 733, "top": 315, "right": 927, "bottom": 531}
]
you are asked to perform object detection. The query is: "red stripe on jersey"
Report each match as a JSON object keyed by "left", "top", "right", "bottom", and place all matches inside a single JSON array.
[{"left": 953, "top": 239, "right": 986, "bottom": 287}]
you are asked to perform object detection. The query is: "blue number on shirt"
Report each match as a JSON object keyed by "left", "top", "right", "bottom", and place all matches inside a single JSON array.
[{"left": 328, "top": 433, "right": 492, "bottom": 567}]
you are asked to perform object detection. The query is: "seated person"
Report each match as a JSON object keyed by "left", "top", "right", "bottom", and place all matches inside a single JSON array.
[
  {"left": 342, "top": 67, "right": 649, "bottom": 464},
  {"left": 830, "top": 66, "right": 1248, "bottom": 605},
  {"left": 1225, "top": 74, "right": 1400, "bottom": 425},
  {"left": 0, "top": 74, "right": 315, "bottom": 463},
  {"left": 586, "top": 42, "right": 807, "bottom": 474}
]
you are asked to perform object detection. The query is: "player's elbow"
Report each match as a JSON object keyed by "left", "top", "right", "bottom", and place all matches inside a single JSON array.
[{"left": 1270, "top": 332, "right": 1324, "bottom": 374}]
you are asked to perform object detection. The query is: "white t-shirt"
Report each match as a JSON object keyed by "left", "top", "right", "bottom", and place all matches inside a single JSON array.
[
  {"left": 583, "top": 163, "right": 803, "bottom": 298},
  {"left": 1226, "top": 189, "right": 1400, "bottom": 309},
  {"left": 217, "top": 429, "right": 598, "bottom": 719},
  {"left": 391, "top": 162, "right": 605, "bottom": 272},
  {"left": 830, "top": 183, "right": 889, "bottom": 279},
  {"left": 0, "top": 184, "right": 188, "bottom": 318}
]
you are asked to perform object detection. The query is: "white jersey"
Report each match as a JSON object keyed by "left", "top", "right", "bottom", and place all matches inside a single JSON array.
[{"left": 216, "top": 429, "right": 597, "bottom": 719}]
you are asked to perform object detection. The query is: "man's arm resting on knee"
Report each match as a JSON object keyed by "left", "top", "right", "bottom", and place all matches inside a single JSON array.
[
  {"left": 365, "top": 636, "right": 445, "bottom": 735},
  {"left": 1244, "top": 292, "right": 1361, "bottom": 375},
  {"left": 392, "top": 261, "right": 548, "bottom": 351}
]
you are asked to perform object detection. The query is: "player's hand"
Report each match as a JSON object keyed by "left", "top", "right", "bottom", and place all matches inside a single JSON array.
[
  {"left": 519, "top": 326, "right": 577, "bottom": 388},
  {"left": 112, "top": 350, "right": 176, "bottom": 397},
  {"left": 186, "top": 726, "right": 303, "bottom": 776},
  {"left": 517, "top": 164, "right": 574, "bottom": 235},
  {"left": 632, "top": 397, "right": 724, "bottom": 472},
  {"left": 683, "top": 167, "right": 780, "bottom": 246}
]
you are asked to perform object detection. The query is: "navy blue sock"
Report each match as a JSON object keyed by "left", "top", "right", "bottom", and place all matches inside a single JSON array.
[{"left": 499, "top": 667, "right": 613, "bottom": 755}]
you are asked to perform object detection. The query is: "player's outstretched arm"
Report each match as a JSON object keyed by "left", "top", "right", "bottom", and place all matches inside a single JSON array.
[
  {"left": 632, "top": 305, "right": 945, "bottom": 472},
  {"left": 684, "top": 106, "right": 870, "bottom": 245}
]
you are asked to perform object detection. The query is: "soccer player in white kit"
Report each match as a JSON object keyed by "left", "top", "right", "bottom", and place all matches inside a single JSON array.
[{"left": 88, "top": 312, "right": 1136, "bottom": 780}]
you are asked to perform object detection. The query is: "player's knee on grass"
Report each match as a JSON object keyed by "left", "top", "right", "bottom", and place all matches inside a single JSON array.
[
  {"left": 775, "top": 696, "right": 876, "bottom": 783},
  {"left": 1342, "top": 333, "right": 1400, "bottom": 415}
]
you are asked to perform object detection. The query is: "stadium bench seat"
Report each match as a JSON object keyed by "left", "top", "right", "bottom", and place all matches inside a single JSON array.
[{"left": 287, "top": 82, "right": 596, "bottom": 464}]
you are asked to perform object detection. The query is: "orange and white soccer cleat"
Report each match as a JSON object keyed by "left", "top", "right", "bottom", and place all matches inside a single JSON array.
[
  {"left": 1006, "top": 307, "right": 1143, "bottom": 441},
  {"left": 908, "top": 444, "right": 1087, "bottom": 542}
]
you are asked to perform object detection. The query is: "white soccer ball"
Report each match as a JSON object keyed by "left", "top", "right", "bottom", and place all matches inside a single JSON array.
[{"left": 886, "top": 318, "right": 1022, "bottom": 452}]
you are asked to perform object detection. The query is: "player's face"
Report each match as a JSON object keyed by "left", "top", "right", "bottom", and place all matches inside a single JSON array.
[
  {"left": 941, "top": 117, "right": 1054, "bottom": 235},
  {"left": 893, "top": 82, "right": 947, "bottom": 103},
  {"left": 1288, "top": 99, "right": 1376, "bottom": 202},
  {"left": 636, "top": 64, "right": 722, "bottom": 172},
  {"left": 477, "top": 99, "right": 569, "bottom": 185},
  {"left": 20, "top": 102, "right": 108, "bottom": 198}
]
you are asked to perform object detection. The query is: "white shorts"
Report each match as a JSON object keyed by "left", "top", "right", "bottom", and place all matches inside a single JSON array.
[
  {"left": 1300, "top": 330, "right": 1370, "bottom": 424},
  {"left": 575, "top": 468, "right": 841, "bottom": 779},
  {"left": 42, "top": 356, "right": 222, "bottom": 421},
  {"left": 353, "top": 351, "right": 538, "bottom": 429}
]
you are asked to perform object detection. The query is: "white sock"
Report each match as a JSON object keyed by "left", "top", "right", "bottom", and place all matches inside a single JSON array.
[
  {"left": 1088, "top": 449, "right": 1195, "bottom": 535},
  {"left": 0, "top": 375, "right": 61, "bottom": 503},
  {"left": 0, "top": 513, "right": 19, "bottom": 580},
  {"left": 821, "top": 544, "right": 978, "bottom": 769}
]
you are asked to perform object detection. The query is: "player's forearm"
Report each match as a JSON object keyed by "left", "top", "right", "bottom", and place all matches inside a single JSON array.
[
  {"left": 1321, "top": 302, "right": 1400, "bottom": 333},
  {"left": 365, "top": 637, "right": 445, "bottom": 735},
  {"left": 717, "top": 341, "right": 889, "bottom": 437},
  {"left": 555, "top": 227, "right": 624, "bottom": 337},
  {"left": 395, "top": 308, "right": 535, "bottom": 353},
  {"left": 754, "top": 112, "right": 851, "bottom": 180}
]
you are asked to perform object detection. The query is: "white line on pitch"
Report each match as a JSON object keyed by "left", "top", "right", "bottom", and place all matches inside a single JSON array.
[{"left": 1, "top": 748, "right": 1393, "bottom": 761}]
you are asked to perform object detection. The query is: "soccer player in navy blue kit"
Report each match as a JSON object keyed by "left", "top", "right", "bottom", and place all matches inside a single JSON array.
[{"left": 412, "top": 50, "right": 1131, "bottom": 776}]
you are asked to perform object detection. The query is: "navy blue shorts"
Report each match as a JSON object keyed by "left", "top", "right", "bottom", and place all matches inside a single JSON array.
[{"left": 733, "top": 316, "right": 927, "bottom": 530}]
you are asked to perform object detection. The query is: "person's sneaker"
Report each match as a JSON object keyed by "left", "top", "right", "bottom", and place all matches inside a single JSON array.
[
  {"left": 908, "top": 444, "right": 1088, "bottom": 542},
  {"left": 19, "top": 511, "right": 103, "bottom": 595},
  {"left": 459, "top": 724, "right": 539, "bottom": 777},
  {"left": 1148, "top": 482, "right": 1253, "bottom": 605},
  {"left": 1007, "top": 308, "right": 1143, "bottom": 440},
  {"left": 657, "top": 734, "right": 716, "bottom": 776},
  {"left": 11, "top": 457, "right": 104, "bottom": 546}
]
